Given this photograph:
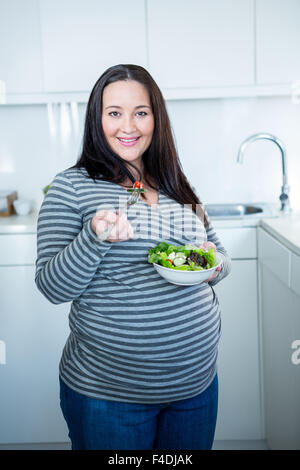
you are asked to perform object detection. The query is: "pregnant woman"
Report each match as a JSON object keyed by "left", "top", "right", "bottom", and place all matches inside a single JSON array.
[{"left": 35, "top": 64, "right": 231, "bottom": 450}]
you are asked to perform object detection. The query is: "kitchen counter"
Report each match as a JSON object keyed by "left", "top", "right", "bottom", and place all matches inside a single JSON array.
[
  {"left": 1, "top": 207, "right": 300, "bottom": 258},
  {"left": 0, "top": 203, "right": 277, "bottom": 233},
  {"left": 0, "top": 212, "right": 38, "bottom": 234},
  {"left": 259, "top": 211, "right": 300, "bottom": 257},
  {"left": 0, "top": 208, "right": 263, "bottom": 235}
]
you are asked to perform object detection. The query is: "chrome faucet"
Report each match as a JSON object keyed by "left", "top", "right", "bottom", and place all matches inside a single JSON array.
[{"left": 237, "top": 133, "right": 291, "bottom": 212}]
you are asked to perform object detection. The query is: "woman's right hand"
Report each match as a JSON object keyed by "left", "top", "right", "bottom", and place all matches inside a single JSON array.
[{"left": 91, "top": 209, "right": 134, "bottom": 242}]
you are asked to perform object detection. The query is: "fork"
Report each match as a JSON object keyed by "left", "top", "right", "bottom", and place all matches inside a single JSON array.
[{"left": 97, "top": 188, "right": 141, "bottom": 241}]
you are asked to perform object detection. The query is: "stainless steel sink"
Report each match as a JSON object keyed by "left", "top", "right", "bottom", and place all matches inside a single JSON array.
[{"left": 205, "top": 203, "right": 278, "bottom": 219}]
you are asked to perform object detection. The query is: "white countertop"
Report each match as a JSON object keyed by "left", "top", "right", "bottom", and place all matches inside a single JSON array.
[
  {"left": 1, "top": 207, "right": 299, "bottom": 257},
  {"left": 0, "top": 208, "right": 265, "bottom": 233},
  {"left": 0, "top": 211, "right": 38, "bottom": 234},
  {"left": 259, "top": 210, "right": 300, "bottom": 257}
]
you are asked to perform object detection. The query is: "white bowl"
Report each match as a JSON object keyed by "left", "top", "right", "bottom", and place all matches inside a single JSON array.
[
  {"left": 153, "top": 252, "right": 222, "bottom": 286},
  {"left": 13, "top": 199, "right": 32, "bottom": 216}
]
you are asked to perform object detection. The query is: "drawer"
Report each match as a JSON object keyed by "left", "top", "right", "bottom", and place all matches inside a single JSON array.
[
  {"left": 291, "top": 252, "right": 300, "bottom": 297},
  {"left": 216, "top": 228, "right": 257, "bottom": 259},
  {"left": 0, "top": 234, "right": 37, "bottom": 265},
  {"left": 257, "top": 228, "right": 291, "bottom": 287}
]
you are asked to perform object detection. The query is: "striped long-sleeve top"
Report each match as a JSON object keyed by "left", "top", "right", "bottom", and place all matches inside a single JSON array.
[{"left": 35, "top": 167, "right": 231, "bottom": 404}]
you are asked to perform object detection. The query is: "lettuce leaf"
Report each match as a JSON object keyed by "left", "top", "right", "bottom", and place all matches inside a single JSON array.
[{"left": 148, "top": 242, "right": 217, "bottom": 271}]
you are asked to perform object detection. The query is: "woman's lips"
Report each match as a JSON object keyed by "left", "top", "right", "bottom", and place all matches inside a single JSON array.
[{"left": 117, "top": 136, "right": 141, "bottom": 147}]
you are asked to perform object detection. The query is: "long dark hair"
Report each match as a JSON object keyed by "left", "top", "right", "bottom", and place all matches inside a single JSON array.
[{"left": 73, "top": 64, "right": 207, "bottom": 226}]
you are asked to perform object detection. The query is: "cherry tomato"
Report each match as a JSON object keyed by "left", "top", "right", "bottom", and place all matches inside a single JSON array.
[
  {"left": 166, "top": 259, "right": 173, "bottom": 265},
  {"left": 134, "top": 181, "right": 143, "bottom": 189}
]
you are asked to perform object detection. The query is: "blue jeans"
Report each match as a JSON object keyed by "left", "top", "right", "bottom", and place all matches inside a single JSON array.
[{"left": 59, "top": 374, "right": 218, "bottom": 450}]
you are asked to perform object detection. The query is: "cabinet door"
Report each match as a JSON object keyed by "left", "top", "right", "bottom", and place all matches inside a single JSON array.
[
  {"left": 0, "top": 266, "right": 70, "bottom": 444},
  {"left": 260, "top": 263, "right": 300, "bottom": 449},
  {"left": 213, "top": 259, "right": 263, "bottom": 440},
  {"left": 0, "top": 0, "right": 43, "bottom": 94},
  {"left": 256, "top": 0, "right": 300, "bottom": 84},
  {"left": 39, "top": 0, "right": 147, "bottom": 92},
  {"left": 147, "top": 0, "right": 254, "bottom": 89}
]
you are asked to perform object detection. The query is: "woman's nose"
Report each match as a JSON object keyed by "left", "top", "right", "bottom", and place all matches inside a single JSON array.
[{"left": 120, "top": 115, "right": 137, "bottom": 133}]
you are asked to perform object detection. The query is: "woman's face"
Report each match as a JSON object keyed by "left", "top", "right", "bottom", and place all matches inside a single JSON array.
[{"left": 101, "top": 80, "right": 155, "bottom": 170}]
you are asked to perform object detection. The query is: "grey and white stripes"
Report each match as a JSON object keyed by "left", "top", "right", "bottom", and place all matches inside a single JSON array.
[{"left": 35, "top": 168, "right": 231, "bottom": 403}]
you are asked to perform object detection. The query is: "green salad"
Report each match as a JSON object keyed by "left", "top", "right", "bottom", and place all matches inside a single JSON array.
[{"left": 148, "top": 242, "right": 218, "bottom": 271}]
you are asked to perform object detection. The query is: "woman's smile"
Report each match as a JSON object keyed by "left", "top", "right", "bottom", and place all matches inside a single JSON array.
[{"left": 117, "top": 136, "right": 141, "bottom": 147}]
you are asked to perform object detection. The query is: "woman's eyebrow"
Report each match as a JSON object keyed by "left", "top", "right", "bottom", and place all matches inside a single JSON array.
[
  {"left": 104, "top": 105, "right": 152, "bottom": 110},
  {"left": 135, "top": 105, "right": 152, "bottom": 109}
]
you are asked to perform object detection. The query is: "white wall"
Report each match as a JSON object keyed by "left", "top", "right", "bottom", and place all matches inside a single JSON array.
[
  {"left": 0, "top": 95, "right": 299, "bottom": 212},
  {"left": 168, "top": 96, "right": 300, "bottom": 209}
]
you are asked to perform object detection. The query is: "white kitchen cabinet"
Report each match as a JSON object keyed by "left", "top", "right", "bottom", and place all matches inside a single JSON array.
[
  {"left": 214, "top": 227, "right": 257, "bottom": 260},
  {"left": 257, "top": 226, "right": 291, "bottom": 286},
  {"left": 2, "top": 0, "right": 298, "bottom": 103},
  {"left": 213, "top": 259, "right": 263, "bottom": 440},
  {"left": 256, "top": 0, "right": 300, "bottom": 85},
  {"left": 0, "top": 0, "right": 43, "bottom": 94},
  {"left": 291, "top": 252, "right": 300, "bottom": 298},
  {"left": 0, "top": 237, "right": 70, "bottom": 444},
  {"left": 39, "top": 0, "right": 147, "bottom": 93},
  {"left": 258, "top": 227, "right": 300, "bottom": 449},
  {"left": 209, "top": 226, "right": 263, "bottom": 440},
  {"left": 147, "top": 0, "right": 254, "bottom": 89},
  {"left": 0, "top": 234, "right": 37, "bottom": 265}
]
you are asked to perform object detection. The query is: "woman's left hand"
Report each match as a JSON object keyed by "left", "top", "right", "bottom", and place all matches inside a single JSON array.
[{"left": 199, "top": 241, "right": 222, "bottom": 283}]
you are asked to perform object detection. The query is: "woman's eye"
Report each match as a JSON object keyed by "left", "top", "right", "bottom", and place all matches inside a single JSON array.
[
  {"left": 137, "top": 111, "right": 147, "bottom": 116},
  {"left": 109, "top": 111, "right": 120, "bottom": 117}
]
